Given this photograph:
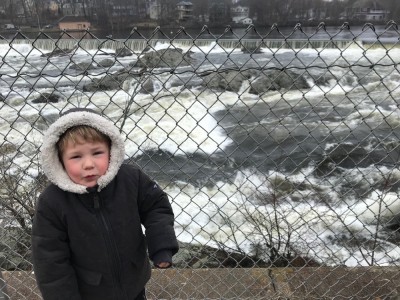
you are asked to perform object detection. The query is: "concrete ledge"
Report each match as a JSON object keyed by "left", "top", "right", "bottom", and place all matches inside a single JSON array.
[{"left": 4, "top": 267, "right": 400, "bottom": 299}]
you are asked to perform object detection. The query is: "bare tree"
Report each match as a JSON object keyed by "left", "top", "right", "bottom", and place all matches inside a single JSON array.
[
  {"left": 93, "top": 0, "right": 113, "bottom": 30},
  {"left": 4, "top": 0, "right": 17, "bottom": 23},
  {"left": 0, "top": 160, "right": 45, "bottom": 234},
  {"left": 381, "top": 0, "right": 400, "bottom": 21}
]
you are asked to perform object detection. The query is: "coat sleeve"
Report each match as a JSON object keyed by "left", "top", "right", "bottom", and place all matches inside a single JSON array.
[
  {"left": 32, "top": 193, "right": 82, "bottom": 300},
  {"left": 137, "top": 170, "right": 179, "bottom": 261}
]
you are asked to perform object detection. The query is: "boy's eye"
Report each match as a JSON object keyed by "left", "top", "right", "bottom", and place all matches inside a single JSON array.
[
  {"left": 70, "top": 155, "right": 81, "bottom": 159},
  {"left": 94, "top": 151, "right": 104, "bottom": 155}
]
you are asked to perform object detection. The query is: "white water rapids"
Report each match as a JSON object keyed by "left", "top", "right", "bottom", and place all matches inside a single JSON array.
[{"left": 1, "top": 35, "right": 400, "bottom": 266}]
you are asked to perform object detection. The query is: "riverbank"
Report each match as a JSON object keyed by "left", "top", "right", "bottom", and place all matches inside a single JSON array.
[{"left": 0, "top": 23, "right": 397, "bottom": 42}]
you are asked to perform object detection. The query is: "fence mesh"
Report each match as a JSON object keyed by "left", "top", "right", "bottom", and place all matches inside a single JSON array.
[{"left": 1, "top": 22, "right": 400, "bottom": 299}]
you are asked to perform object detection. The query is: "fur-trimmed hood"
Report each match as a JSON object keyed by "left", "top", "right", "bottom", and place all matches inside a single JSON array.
[{"left": 41, "top": 108, "right": 125, "bottom": 194}]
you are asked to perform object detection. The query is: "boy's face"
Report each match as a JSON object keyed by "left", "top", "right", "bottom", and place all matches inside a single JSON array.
[{"left": 61, "top": 138, "right": 110, "bottom": 187}]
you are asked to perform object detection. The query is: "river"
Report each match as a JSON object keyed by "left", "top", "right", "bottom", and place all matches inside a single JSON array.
[{"left": 1, "top": 27, "right": 400, "bottom": 266}]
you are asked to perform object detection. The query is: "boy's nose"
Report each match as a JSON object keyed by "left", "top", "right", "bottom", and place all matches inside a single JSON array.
[{"left": 83, "top": 157, "right": 95, "bottom": 169}]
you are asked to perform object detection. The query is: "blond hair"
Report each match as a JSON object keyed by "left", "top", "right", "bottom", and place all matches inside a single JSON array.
[{"left": 57, "top": 125, "right": 111, "bottom": 157}]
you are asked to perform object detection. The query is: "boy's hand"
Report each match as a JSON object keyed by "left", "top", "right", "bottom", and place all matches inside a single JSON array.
[{"left": 156, "top": 262, "right": 171, "bottom": 268}]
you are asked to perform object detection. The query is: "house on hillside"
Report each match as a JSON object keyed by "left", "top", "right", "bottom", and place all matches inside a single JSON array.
[
  {"left": 61, "top": 2, "right": 85, "bottom": 16},
  {"left": 147, "top": 0, "right": 175, "bottom": 22},
  {"left": 177, "top": 1, "right": 193, "bottom": 22},
  {"left": 148, "top": 0, "right": 161, "bottom": 20},
  {"left": 58, "top": 16, "right": 91, "bottom": 31},
  {"left": 346, "top": 0, "right": 389, "bottom": 21},
  {"left": 231, "top": 5, "right": 251, "bottom": 24}
]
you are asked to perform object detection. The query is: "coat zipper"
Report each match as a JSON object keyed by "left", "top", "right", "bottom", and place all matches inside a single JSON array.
[{"left": 93, "top": 194, "right": 125, "bottom": 299}]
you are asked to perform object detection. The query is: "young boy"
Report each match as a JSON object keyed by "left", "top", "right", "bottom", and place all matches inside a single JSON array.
[{"left": 32, "top": 108, "right": 179, "bottom": 300}]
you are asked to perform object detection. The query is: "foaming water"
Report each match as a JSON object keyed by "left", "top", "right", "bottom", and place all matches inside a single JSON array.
[{"left": 1, "top": 37, "right": 400, "bottom": 266}]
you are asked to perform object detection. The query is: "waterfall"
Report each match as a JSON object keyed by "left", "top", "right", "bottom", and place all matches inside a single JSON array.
[{"left": 0, "top": 38, "right": 395, "bottom": 51}]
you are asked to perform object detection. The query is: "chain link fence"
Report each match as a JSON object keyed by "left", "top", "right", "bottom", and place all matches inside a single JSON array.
[{"left": 1, "top": 22, "right": 400, "bottom": 299}]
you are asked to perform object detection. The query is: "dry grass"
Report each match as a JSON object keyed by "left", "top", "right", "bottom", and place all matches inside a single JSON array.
[{"left": 3, "top": 271, "right": 41, "bottom": 300}]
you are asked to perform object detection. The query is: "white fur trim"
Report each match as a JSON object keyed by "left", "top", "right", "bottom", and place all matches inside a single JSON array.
[{"left": 41, "top": 110, "right": 125, "bottom": 194}]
